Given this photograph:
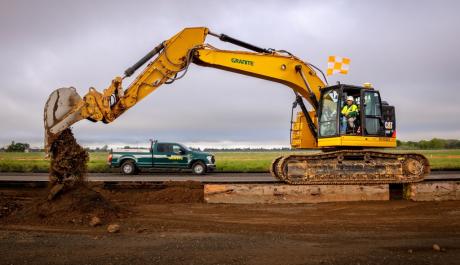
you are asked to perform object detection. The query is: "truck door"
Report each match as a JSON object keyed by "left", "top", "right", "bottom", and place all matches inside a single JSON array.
[
  {"left": 153, "top": 143, "right": 173, "bottom": 167},
  {"left": 153, "top": 143, "right": 188, "bottom": 168}
]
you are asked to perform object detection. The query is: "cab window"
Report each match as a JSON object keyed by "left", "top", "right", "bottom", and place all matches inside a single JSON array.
[
  {"left": 319, "top": 90, "right": 339, "bottom": 137},
  {"left": 157, "top": 143, "right": 172, "bottom": 153},
  {"left": 364, "top": 92, "right": 381, "bottom": 116},
  {"left": 364, "top": 91, "right": 382, "bottom": 135}
]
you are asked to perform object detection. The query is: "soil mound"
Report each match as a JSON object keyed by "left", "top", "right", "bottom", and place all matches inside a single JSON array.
[
  {"left": 9, "top": 185, "right": 122, "bottom": 225},
  {"left": 8, "top": 128, "right": 122, "bottom": 225},
  {"left": 35, "top": 185, "right": 121, "bottom": 225}
]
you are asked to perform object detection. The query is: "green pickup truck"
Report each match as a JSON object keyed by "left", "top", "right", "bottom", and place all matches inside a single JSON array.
[{"left": 107, "top": 140, "right": 216, "bottom": 175}]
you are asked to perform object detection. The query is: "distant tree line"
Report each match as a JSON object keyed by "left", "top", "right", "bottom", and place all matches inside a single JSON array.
[
  {"left": 2, "top": 139, "right": 460, "bottom": 152},
  {"left": 397, "top": 138, "right": 460, "bottom": 149},
  {"left": 3, "top": 141, "right": 30, "bottom": 152}
]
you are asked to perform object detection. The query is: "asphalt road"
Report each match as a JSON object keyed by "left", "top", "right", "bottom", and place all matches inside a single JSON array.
[{"left": 0, "top": 171, "right": 458, "bottom": 183}]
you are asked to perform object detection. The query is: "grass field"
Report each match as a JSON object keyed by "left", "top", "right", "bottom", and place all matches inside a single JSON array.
[{"left": 0, "top": 149, "right": 459, "bottom": 173}]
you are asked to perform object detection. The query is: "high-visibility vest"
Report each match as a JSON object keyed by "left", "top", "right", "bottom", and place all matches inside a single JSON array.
[{"left": 341, "top": 104, "right": 358, "bottom": 117}]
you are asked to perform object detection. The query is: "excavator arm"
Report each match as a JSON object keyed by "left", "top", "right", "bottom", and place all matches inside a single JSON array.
[{"left": 44, "top": 27, "right": 327, "bottom": 152}]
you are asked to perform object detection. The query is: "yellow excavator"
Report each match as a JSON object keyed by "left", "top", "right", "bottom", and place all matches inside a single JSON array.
[{"left": 44, "top": 27, "right": 429, "bottom": 184}]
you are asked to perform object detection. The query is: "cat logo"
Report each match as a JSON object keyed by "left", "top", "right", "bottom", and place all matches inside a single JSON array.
[{"left": 384, "top": 121, "right": 393, "bottom": 130}]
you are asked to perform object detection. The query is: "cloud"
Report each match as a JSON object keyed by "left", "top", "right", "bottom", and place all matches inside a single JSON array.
[{"left": 1, "top": 0, "right": 459, "bottom": 148}]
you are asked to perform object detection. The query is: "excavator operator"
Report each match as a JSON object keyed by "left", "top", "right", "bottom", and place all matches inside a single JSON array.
[{"left": 341, "top": 96, "right": 359, "bottom": 134}]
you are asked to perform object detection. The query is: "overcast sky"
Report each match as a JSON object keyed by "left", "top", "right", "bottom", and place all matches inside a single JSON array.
[{"left": 1, "top": 0, "right": 459, "bottom": 148}]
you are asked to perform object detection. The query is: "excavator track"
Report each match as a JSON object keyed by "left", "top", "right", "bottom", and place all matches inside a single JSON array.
[{"left": 270, "top": 150, "right": 430, "bottom": 185}]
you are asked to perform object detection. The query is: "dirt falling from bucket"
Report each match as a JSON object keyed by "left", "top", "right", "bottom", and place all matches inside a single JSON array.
[
  {"left": 31, "top": 128, "right": 123, "bottom": 224},
  {"left": 48, "top": 128, "right": 89, "bottom": 199}
]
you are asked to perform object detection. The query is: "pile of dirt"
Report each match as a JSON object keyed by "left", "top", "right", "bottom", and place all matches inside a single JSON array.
[
  {"left": 35, "top": 185, "right": 121, "bottom": 225},
  {"left": 5, "top": 185, "right": 122, "bottom": 225},
  {"left": 7, "top": 128, "right": 123, "bottom": 225}
]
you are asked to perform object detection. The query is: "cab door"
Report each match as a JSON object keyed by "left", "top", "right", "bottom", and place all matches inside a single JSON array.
[
  {"left": 153, "top": 143, "right": 188, "bottom": 168},
  {"left": 362, "top": 91, "right": 384, "bottom": 136},
  {"left": 153, "top": 143, "right": 173, "bottom": 167}
]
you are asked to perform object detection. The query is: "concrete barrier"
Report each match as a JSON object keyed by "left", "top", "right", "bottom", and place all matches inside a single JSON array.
[
  {"left": 204, "top": 184, "right": 389, "bottom": 204},
  {"left": 404, "top": 181, "right": 460, "bottom": 201}
]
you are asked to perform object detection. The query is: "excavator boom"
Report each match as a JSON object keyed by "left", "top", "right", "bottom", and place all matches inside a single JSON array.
[{"left": 44, "top": 27, "right": 325, "bottom": 152}]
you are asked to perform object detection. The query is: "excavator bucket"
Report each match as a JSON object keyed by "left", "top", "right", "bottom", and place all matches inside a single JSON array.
[{"left": 44, "top": 87, "right": 84, "bottom": 154}]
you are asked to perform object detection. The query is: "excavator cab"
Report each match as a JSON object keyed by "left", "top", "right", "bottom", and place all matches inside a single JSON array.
[{"left": 316, "top": 84, "right": 397, "bottom": 148}]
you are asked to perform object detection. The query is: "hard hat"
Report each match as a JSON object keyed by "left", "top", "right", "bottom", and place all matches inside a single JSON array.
[{"left": 346, "top": 96, "right": 354, "bottom": 101}]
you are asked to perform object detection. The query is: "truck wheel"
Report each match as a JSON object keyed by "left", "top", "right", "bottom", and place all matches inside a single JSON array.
[
  {"left": 121, "top": 160, "right": 136, "bottom": 175},
  {"left": 192, "top": 161, "right": 206, "bottom": 175}
]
